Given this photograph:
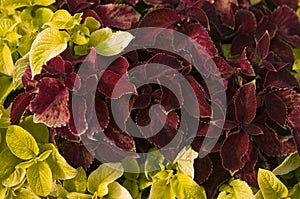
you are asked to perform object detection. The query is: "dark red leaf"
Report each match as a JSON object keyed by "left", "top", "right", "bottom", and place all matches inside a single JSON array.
[
  {"left": 10, "top": 93, "right": 33, "bottom": 125},
  {"left": 288, "top": 109, "right": 300, "bottom": 154},
  {"left": 255, "top": 16, "right": 278, "bottom": 40},
  {"left": 30, "top": 77, "right": 70, "bottom": 128},
  {"left": 95, "top": 4, "right": 140, "bottom": 29},
  {"left": 104, "top": 126, "right": 135, "bottom": 151},
  {"left": 54, "top": 127, "right": 81, "bottom": 142},
  {"left": 264, "top": 69, "right": 299, "bottom": 89},
  {"left": 270, "top": 37, "right": 295, "bottom": 65},
  {"left": 231, "top": 33, "right": 254, "bottom": 56},
  {"left": 69, "top": 95, "right": 88, "bottom": 136},
  {"left": 132, "top": 93, "right": 152, "bottom": 109},
  {"left": 139, "top": 8, "right": 180, "bottom": 28},
  {"left": 64, "top": 142, "right": 94, "bottom": 170},
  {"left": 194, "top": 155, "right": 213, "bottom": 184},
  {"left": 234, "top": 82, "right": 257, "bottom": 124},
  {"left": 229, "top": 48, "right": 255, "bottom": 76},
  {"left": 253, "top": 125, "right": 297, "bottom": 156},
  {"left": 143, "top": 0, "right": 179, "bottom": 6},
  {"left": 265, "top": 93, "right": 288, "bottom": 127},
  {"left": 242, "top": 123, "right": 263, "bottom": 135},
  {"left": 215, "top": 0, "right": 238, "bottom": 28},
  {"left": 148, "top": 53, "right": 184, "bottom": 71},
  {"left": 186, "top": 7, "right": 209, "bottom": 28},
  {"left": 221, "top": 130, "right": 249, "bottom": 174},
  {"left": 272, "top": 5, "right": 300, "bottom": 48},
  {"left": 98, "top": 70, "right": 136, "bottom": 99},
  {"left": 256, "top": 31, "right": 270, "bottom": 59},
  {"left": 107, "top": 56, "right": 130, "bottom": 76},
  {"left": 44, "top": 57, "right": 65, "bottom": 74},
  {"left": 274, "top": 0, "right": 300, "bottom": 10},
  {"left": 235, "top": 9, "right": 257, "bottom": 34}
]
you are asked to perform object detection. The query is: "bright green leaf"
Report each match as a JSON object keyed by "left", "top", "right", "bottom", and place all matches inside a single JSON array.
[
  {"left": 32, "top": 8, "right": 53, "bottom": 29},
  {"left": 40, "top": 143, "right": 77, "bottom": 180},
  {"left": 57, "top": 184, "right": 69, "bottom": 199},
  {"left": 87, "top": 163, "right": 123, "bottom": 197},
  {"left": 273, "top": 152, "right": 300, "bottom": 175},
  {"left": 122, "top": 157, "right": 140, "bottom": 180},
  {"left": 173, "top": 146, "right": 198, "bottom": 178},
  {"left": 250, "top": 0, "right": 262, "bottom": 5},
  {"left": 258, "top": 169, "right": 288, "bottom": 199},
  {"left": 123, "top": 179, "right": 139, "bottom": 198},
  {"left": 14, "top": 188, "right": 40, "bottom": 199},
  {"left": 15, "top": 159, "right": 35, "bottom": 169},
  {"left": 0, "top": 105, "right": 10, "bottom": 128},
  {"left": 0, "top": 132, "right": 21, "bottom": 180},
  {"left": 6, "top": 125, "right": 39, "bottom": 160},
  {"left": 89, "top": 28, "right": 134, "bottom": 56},
  {"left": 0, "top": 0, "right": 30, "bottom": 9},
  {"left": 45, "top": 10, "right": 75, "bottom": 30},
  {"left": 217, "top": 178, "right": 254, "bottom": 199},
  {"left": 29, "top": 28, "right": 70, "bottom": 76},
  {"left": 13, "top": 53, "right": 29, "bottom": 89},
  {"left": 0, "top": 44, "right": 14, "bottom": 76},
  {"left": 0, "top": 19, "right": 15, "bottom": 37},
  {"left": 170, "top": 174, "right": 207, "bottom": 199},
  {"left": 19, "top": 116, "right": 49, "bottom": 144},
  {"left": 254, "top": 190, "right": 264, "bottom": 199},
  {"left": 138, "top": 174, "right": 152, "bottom": 190},
  {"left": 0, "top": 184, "right": 7, "bottom": 199},
  {"left": 63, "top": 167, "right": 87, "bottom": 193},
  {"left": 27, "top": 161, "right": 53, "bottom": 197},
  {"left": 83, "top": 17, "right": 100, "bottom": 32},
  {"left": 33, "top": 0, "right": 55, "bottom": 6},
  {"left": 67, "top": 192, "right": 92, "bottom": 199},
  {"left": 2, "top": 168, "right": 26, "bottom": 188},
  {"left": 36, "top": 150, "right": 52, "bottom": 162},
  {"left": 0, "top": 76, "right": 13, "bottom": 104},
  {"left": 74, "top": 45, "right": 90, "bottom": 56},
  {"left": 144, "top": 150, "right": 165, "bottom": 179},
  {"left": 106, "top": 182, "right": 132, "bottom": 199},
  {"left": 149, "top": 178, "right": 175, "bottom": 199},
  {"left": 288, "top": 183, "right": 300, "bottom": 199}
]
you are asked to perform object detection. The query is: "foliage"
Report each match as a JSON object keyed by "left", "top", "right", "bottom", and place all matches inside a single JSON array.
[{"left": 0, "top": 0, "right": 299, "bottom": 198}]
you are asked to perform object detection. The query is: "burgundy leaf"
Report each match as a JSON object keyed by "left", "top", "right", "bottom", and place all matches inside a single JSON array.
[
  {"left": 186, "top": 7, "right": 209, "bottom": 28},
  {"left": 160, "top": 86, "right": 181, "bottom": 112},
  {"left": 132, "top": 93, "right": 152, "bottom": 109},
  {"left": 143, "top": 0, "right": 179, "bottom": 6},
  {"left": 271, "top": 5, "right": 300, "bottom": 48},
  {"left": 64, "top": 142, "right": 94, "bottom": 170},
  {"left": 234, "top": 82, "right": 257, "bottom": 124},
  {"left": 213, "top": 56, "right": 235, "bottom": 79},
  {"left": 214, "top": 0, "right": 238, "bottom": 28},
  {"left": 124, "top": 0, "right": 139, "bottom": 5},
  {"left": 148, "top": 53, "right": 184, "bottom": 71},
  {"left": 202, "top": 154, "right": 231, "bottom": 198},
  {"left": 44, "top": 57, "right": 65, "bottom": 74},
  {"left": 98, "top": 70, "right": 136, "bottom": 99},
  {"left": 229, "top": 48, "right": 255, "bottom": 76},
  {"left": 253, "top": 125, "right": 297, "bottom": 156},
  {"left": 30, "top": 78, "right": 70, "bottom": 128},
  {"left": 69, "top": 95, "right": 88, "bottom": 136},
  {"left": 235, "top": 143, "right": 259, "bottom": 187},
  {"left": 10, "top": 93, "right": 33, "bottom": 125},
  {"left": 139, "top": 8, "right": 180, "bottom": 28},
  {"left": 265, "top": 93, "right": 288, "bottom": 127},
  {"left": 270, "top": 37, "right": 295, "bottom": 65},
  {"left": 194, "top": 155, "right": 213, "bottom": 184},
  {"left": 255, "top": 16, "right": 278, "bottom": 40},
  {"left": 242, "top": 123, "right": 263, "bottom": 135},
  {"left": 274, "top": 0, "right": 300, "bottom": 11},
  {"left": 107, "top": 56, "right": 130, "bottom": 76},
  {"left": 95, "top": 4, "right": 140, "bottom": 29},
  {"left": 54, "top": 127, "right": 81, "bottom": 142},
  {"left": 104, "top": 126, "right": 135, "bottom": 151},
  {"left": 256, "top": 31, "right": 270, "bottom": 59},
  {"left": 264, "top": 69, "right": 299, "bottom": 89},
  {"left": 231, "top": 33, "right": 254, "bottom": 56},
  {"left": 221, "top": 130, "right": 249, "bottom": 174},
  {"left": 184, "top": 76, "right": 211, "bottom": 118},
  {"left": 235, "top": 9, "right": 257, "bottom": 34},
  {"left": 288, "top": 109, "right": 300, "bottom": 153}
]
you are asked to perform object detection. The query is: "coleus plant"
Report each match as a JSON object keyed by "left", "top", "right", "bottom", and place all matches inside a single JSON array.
[{"left": 0, "top": 0, "right": 299, "bottom": 199}]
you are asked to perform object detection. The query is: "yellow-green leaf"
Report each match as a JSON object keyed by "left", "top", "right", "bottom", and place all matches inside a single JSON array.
[{"left": 217, "top": 178, "right": 254, "bottom": 199}]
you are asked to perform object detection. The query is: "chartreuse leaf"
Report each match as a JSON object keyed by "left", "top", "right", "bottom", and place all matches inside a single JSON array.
[
  {"left": 19, "top": 116, "right": 49, "bottom": 144},
  {"left": 0, "top": 184, "right": 7, "bottom": 199},
  {"left": 14, "top": 188, "right": 40, "bottom": 199},
  {"left": 40, "top": 143, "right": 77, "bottom": 180},
  {"left": 0, "top": 132, "right": 22, "bottom": 180},
  {"left": 89, "top": 27, "right": 134, "bottom": 56},
  {"left": 273, "top": 152, "right": 300, "bottom": 175},
  {"left": 45, "top": 10, "right": 82, "bottom": 30},
  {"left": 217, "top": 178, "right": 254, "bottom": 199},
  {"left": 0, "top": 105, "right": 10, "bottom": 128},
  {"left": 149, "top": 170, "right": 175, "bottom": 199},
  {"left": 258, "top": 169, "right": 288, "bottom": 198},
  {"left": 67, "top": 192, "right": 92, "bottom": 199},
  {"left": 6, "top": 125, "right": 39, "bottom": 160},
  {"left": 83, "top": 17, "right": 101, "bottom": 32},
  {"left": 123, "top": 179, "right": 139, "bottom": 198},
  {"left": 0, "top": 0, "right": 30, "bottom": 10},
  {"left": 36, "top": 150, "right": 52, "bottom": 162},
  {"left": 288, "top": 183, "right": 300, "bottom": 199},
  {"left": 32, "top": 8, "right": 53, "bottom": 29},
  {"left": 250, "top": 0, "right": 262, "bottom": 5},
  {"left": 58, "top": 184, "right": 69, "bottom": 198},
  {"left": 87, "top": 163, "right": 124, "bottom": 197},
  {"left": 139, "top": 174, "right": 152, "bottom": 190},
  {"left": 33, "top": 0, "right": 55, "bottom": 6},
  {"left": 122, "top": 157, "right": 140, "bottom": 180},
  {"left": 29, "top": 28, "right": 70, "bottom": 76},
  {"left": 15, "top": 159, "right": 35, "bottom": 169},
  {"left": 170, "top": 174, "right": 207, "bottom": 199},
  {"left": 13, "top": 53, "right": 29, "bottom": 89},
  {"left": 27, "top": 161, "right": 53, "bottom": 197},
  {"left": 144, "top": 149, "right": 165, "bottom": 179},
  {"left": 0, "top": 76, "right": 13, "bottom": 104},
  {"left": 254, "top": 190, "right": 263, "bottom": 199},
  {"left": 106, "top": 182, "right": 132, "bottom": 199},
  {"left": 63, "top": 167, "right": 87, "bottom": 193},
  {"left": 173, "top": 146, "right": 198, "bottom": 178},
  {"left": 0, "top": 44, "right": 14, "bottom": 76},
  {"left": 2, "top": 168, "right": 26, "bottom": 187}
]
